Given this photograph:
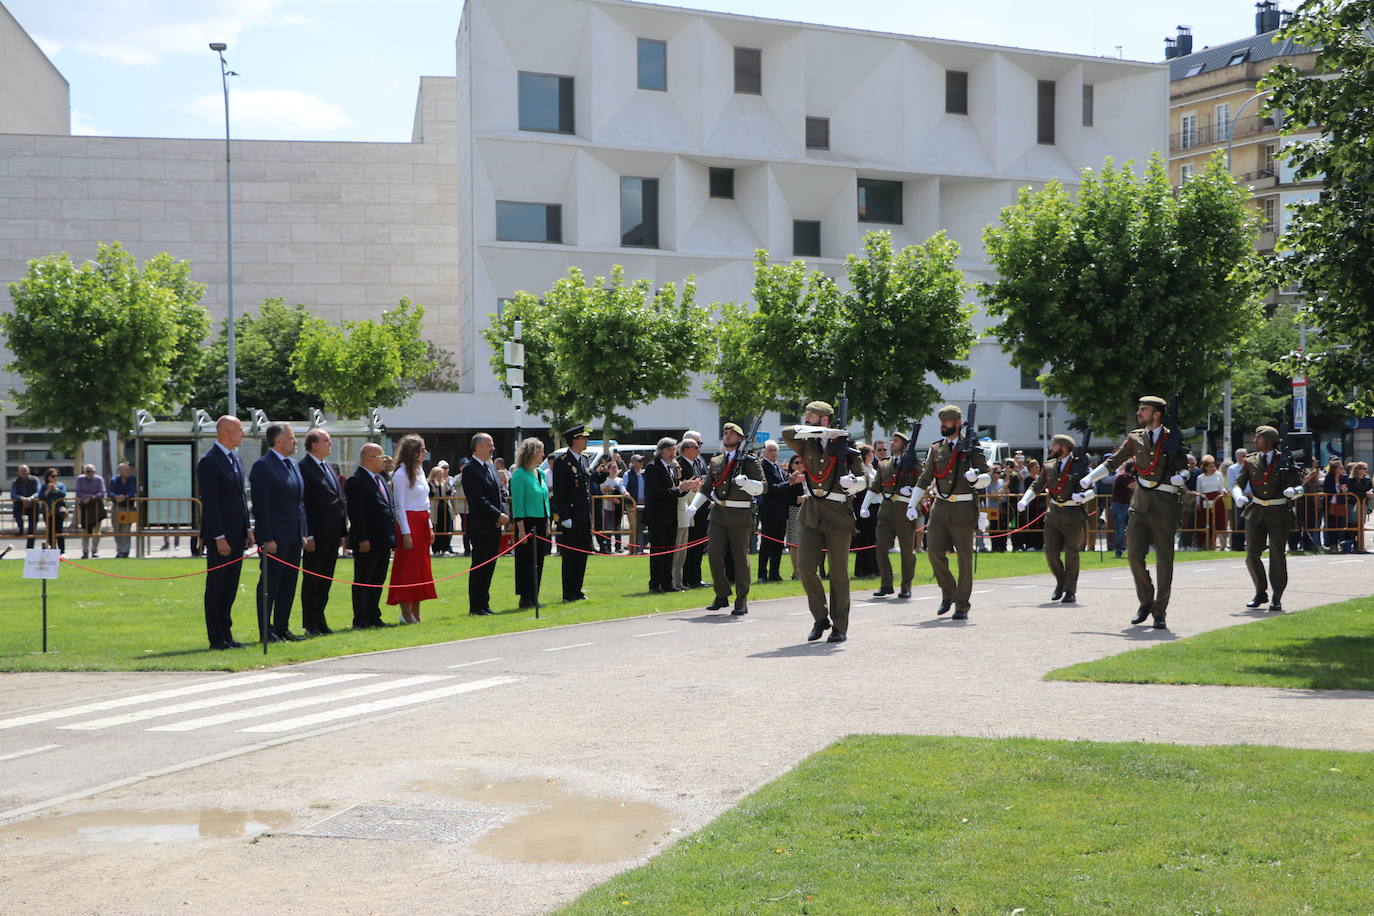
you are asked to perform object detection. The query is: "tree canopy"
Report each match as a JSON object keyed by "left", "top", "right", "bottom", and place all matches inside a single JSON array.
[{"left": 188, "top": 298, "right": 314, "bottom": 420}]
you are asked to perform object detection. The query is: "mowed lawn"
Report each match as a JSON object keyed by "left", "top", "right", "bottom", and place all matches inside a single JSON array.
[
  {"left": 561, "top": 735, "right": 1374, "bottom": 915},
  {"left": 0, "top": 548, "right": 1229, "bottom": 672},
  {"left": 1051, "top": 596, "right": 1374, "bottom": 690}
]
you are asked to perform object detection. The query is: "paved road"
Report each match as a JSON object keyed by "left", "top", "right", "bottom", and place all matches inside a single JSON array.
[{"left": 1, "top": 551, "right": 1370, "bottom": 914}]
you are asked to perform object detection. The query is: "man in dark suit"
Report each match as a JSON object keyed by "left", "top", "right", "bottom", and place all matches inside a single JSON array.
[
  {"left": 345, "top": 443, "right": 395, "bottom": 629},
  {"left": 298, "top": 428, "right": 347, "bottom": 636},
  {"left": 551, "top": 424, "right": 595, "bottom": 601},
  {"left": 462, "top": 432, "right": 509, "bottom": 616},
  {"left": 249, "top": 423, "right": 314, "bottom": 642},
  {"left": 198, "top": 415, "right": 253, "bottom": 650},
  {"left": 756, "top": 439, "right": 790, "bottom": 582},
  {"left": 644, "top": 437, "right": 701, "bottom": 592},
  {"left": 677, "top": 432, "right": 710, "bottom": 588}
]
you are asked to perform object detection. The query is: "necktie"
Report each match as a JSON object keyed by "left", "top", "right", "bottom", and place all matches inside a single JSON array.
[
  {"left": 1264, "top": 453, "right": 1271, "bottom": 468},
  {"left": 375, "top": 473, "right": 390, "bottom": 505},
  {"left": 319, "top": 459, "right": 338, "bottom": 494}
]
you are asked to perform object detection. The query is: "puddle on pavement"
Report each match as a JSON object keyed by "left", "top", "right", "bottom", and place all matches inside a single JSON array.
[
  {"left": 6, "top": 808, "right": 293, "bottom": 843},
  {"left": 408, "top": 774, "right": 672, "bottom": 864}
]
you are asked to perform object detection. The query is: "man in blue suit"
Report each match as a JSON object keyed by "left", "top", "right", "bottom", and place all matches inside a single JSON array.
[
  {"left": 250, "top": 423, "right": 314, "bottom": 642},
  {"left": 198, "top": 415, "right": 254, "bottom": 650}
]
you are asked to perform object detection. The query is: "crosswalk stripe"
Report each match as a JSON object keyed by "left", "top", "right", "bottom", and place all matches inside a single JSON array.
[
  {"left": 445, "top": 657, "right": 503, "bottom": 669},
  {"left": 59, "top": 674, "right": 376, "bottom": 730},
  {"left": 238, "top": 676, "right": 519, "bottom": 734},
  {"left": 0, "top": 674, "right": 298, "bottom": 730},
  {"left": 0, "top": 744, "right": 61, "bottom": 762},
  {"left": 147, "top": 675, "right": 452, "bottom": 732}
]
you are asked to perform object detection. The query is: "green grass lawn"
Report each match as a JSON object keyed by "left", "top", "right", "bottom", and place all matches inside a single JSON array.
[
  {"left": 1050, "top": 595, "right": 1374, "bottom": 690},
  {"left": 561, "top": 735, "right": 1374, "bottom": 915},
  {"left": 0, "top": 548, "right": 1230, "bottom": 672}
]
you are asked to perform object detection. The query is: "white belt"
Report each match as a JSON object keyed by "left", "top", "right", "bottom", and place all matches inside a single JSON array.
[
  {"left": 807, "top": 489, "right": 849, "bottom": 503},
  {"left": 934, "top": 493, "right": 974, "bottom": 503},
  {"left": 1051, "top": 499, "right": 1085, "bottom": 508},
  {"left": 1139, "top": 480, "right": 1179, "bottom": 494},
  {"left": 1251, "top": 496, "right": 1289, "bottom": 507},
  {"left": 884, "top": 493, "right": 910, "bottom": 504},
  {"left": 717, "top": 499, "right": 753, "bottom": 509}
]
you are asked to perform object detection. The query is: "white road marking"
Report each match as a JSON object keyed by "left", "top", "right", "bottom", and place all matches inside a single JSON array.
[
  {"left": 970, "top": 590, "right": 992, "bottom": 595},
  {"left": 910, "top": 596, "right": 937, "bottom": 601},
  {"left": 787, "top": 611, "right": 809, "bottom": 616},
  {"left": 59, "top": 674, "right": 376, "bottom": 730},
  {"left": 1013, "top": 585, "right": 1036, "bottom": 590},
  {"left": 1111, "top": 575, "right": 1132, "bottom": 580},
  {"left": 238, "top": 677, "right": 519, "bottom": 733},
  {"left": 632, "top": 630, "right": 680, "bottom": 638},
  {"left": 543, "top": 642, "right": 595, "bottom": 652},
  {"left": 0, "top": 744, "right": 61, "bottom": 762},
  {"left": 0, "top": 674, "right": 298, "bottom": 730},
  {"left": 445, "top": 657, "right": 503, "bottom": 669},
  {"left": 146, "top": 676, "right": 453, "bottom": 732}
]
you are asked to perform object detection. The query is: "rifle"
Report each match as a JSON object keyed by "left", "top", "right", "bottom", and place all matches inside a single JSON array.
[
  {"left": 1164, "top": 393, "right": 1189, "bottom": 463},
  {"left": 898, "top": 423, "right": 923, "bottom": 474},
  {"left": 959, "top": 390, "right": 980, "bottom": 457},
  {"left": 739, "top": 414, "right": 764, "bottom": 460},
  {"left": 1073, "top": 427, "right": 1093, "bottom": 482}
]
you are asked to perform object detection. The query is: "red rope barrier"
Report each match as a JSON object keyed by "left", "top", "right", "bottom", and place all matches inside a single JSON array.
[
  {"left": 533, "top": 533, "right": 710, "bottom": 556},
  {"left": 57, "top": 553, "right": 248, "bottom": 580},
  {"left": 260, "top": 533, "right": 533, "bottom": 589}
]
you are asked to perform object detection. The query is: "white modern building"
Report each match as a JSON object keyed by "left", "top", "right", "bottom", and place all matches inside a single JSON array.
[{"left": 453, "top": 0, "right": 1168, "bottom": 446}]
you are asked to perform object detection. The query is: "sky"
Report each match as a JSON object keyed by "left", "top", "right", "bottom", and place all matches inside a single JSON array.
[{"left": 6, "top": 0, "right": 1265, "bottom": 143}]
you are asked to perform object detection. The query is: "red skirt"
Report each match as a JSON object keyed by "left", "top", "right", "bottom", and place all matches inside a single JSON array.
[{"left": 388, "top": 510, "right": 438, "bottom": 604}]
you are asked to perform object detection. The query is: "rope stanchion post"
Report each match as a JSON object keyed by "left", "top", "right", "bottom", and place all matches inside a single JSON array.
[
  {"left": 258, "top": 550, "right": 269, "bottom": 656},
  {"left": 41, "top": 578, "right": 48, "bottom": 654}
]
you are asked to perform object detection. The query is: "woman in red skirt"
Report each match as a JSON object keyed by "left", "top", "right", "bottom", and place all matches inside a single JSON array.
[{"left": 388, "top": 433, "right": 437, "bottom": 622}]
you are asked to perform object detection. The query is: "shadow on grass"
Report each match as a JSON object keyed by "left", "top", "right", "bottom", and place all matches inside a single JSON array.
[{"left": 1237, "top": 635, "right": 1374, "bottom": 691}]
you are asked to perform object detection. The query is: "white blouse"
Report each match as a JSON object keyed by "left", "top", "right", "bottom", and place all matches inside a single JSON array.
[
  {"left": 1196, "top": 470, "right": 1225, "bottom": 496},
  {"left": 392, "top": 464, "right": 432, "bottom": 534}
]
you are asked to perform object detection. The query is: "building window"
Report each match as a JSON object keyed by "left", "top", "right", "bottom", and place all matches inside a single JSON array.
[
  {"left": 1082, "top": 84, "right": 1094, "bottom": 127},
  {"left": 1184, "top": 62, "right": 1204, "bottom": 77},
  {"left": 793, "top": 220, "right": 821, "bottom": 258},
  {"left": 709, "top": 167, "right": 735, "bottom": 199},
  {"left": 857, "top": 178, "right": 902, "bottom": 224},
  {"left": 621, "top": 177, "right": 659, "bottom": 248},
  {"left": 734, "top": 47, "right": 762, "bottom": 94},
  {"left": 1264, "top": 141, "right": 1279, "bottom": 174},
  {"left": 1228, "top": 49, "right": 1249, "bottom": 66},
  {"left": 1179, "top": 113, "right": 1198, "bottom": 149},
  {"left": 805, "top": 116, "right": 830, "bottom": 150},
  {"left": 518, "top": 72, "right": 574, "bottom": 133},
  {"left": 1019, "top": 368, "right": 1040, "bottom": 390},
  {"left": 496, "top": 297, "right": 510, "bottom": 317},
  {"left": 945, "top": 70, "right": 968, "bottom": 115},
  {"left": 1179, "top": 163, "right": 1194, "bottom": 183},
  {"left": 1214, "top": 103, "right": 1232, "bottom": 141},
  {"left": 637, "top": 39, "right": 667, "bottom": 91},
  {"left": 1261, "top": 197, "right": 1277, "bottom": 233},
  {"left": 496, "top": 202, "right": 562, "bottom": 243},
  {"left": 1036, "top": 80, "right": 1056, "bottom": 145}
]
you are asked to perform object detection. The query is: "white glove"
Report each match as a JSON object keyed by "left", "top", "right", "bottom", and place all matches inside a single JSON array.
[
  {"left": 859, "top": 505, "right": 870, "bottom": 519},
  {"left": 972, "top": 472, "right": 991, "bottom": 490},
  {"left": 859, "top": 489, "right": 881, "bottom": 518},
  {"left": 899, "top": 486, "right": 913, "bottom": 496},
  {"left": 1233, "top": 493, "right": 1249, "bottom": 509},
  {"left": 1082, "top": 463, "right": 1109, "bottom": 488},
  {"left": 1017, "top": 492, "right": 1033, "bottom": 512},
  {"left": 964, "top": 468, "right": 979, "bottom": 483},
  {"left": 561, "top": 518, "right": 572, "bottom": 530},
  {"left": 1282, "top": 486, "right": 1301, "bottom": 499},
  {"left": 687, "top": 491, "right": 708, "bottom": 513},
  {"left": 838, "top": 473, "right": 866, "bottom": 496},
  {"left": 790, "top": 425, "right": 847, "bottom": 440},
  {"left": 733, "top": 474, "right": 764, "bottom": 496},
  {"left": 1169, "top": 474, "right": 1187, "bottom": 487},
  {"left": 1071, "top": 491, "right": 1088, "bottom": 504},
  {"left": 905, "top": 501, "right": 919, "bottom": 522}
]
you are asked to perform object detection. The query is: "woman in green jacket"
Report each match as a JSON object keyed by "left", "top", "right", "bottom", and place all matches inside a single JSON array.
[{"left": 510, "top": 437, "right": 552, "bottom": 608}]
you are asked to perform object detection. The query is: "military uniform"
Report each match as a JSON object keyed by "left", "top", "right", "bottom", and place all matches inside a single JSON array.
[
  {"left": 1235, "top": 427, "right": 1302, "bottom": 610},
  {"left": 871, "top": 445, "right": 922, "bottom": 596},
  {"left": 916, "top": 406, "right": 992, "bottom": 618},
  {"left": 1024, "top": 434, "right": 1092, "bottom": 600},
  {"left": 781, "top": 402, "right": 867, "bottom": 640},
  {"left": 551, "top": 425, "right": 596, "bottom": 602},
  {"left": 1094, "top": 398, "right": 1189, "bottom": 626},
  {"left": 701, "top": 434, "right": 766, "bottom": 612}
]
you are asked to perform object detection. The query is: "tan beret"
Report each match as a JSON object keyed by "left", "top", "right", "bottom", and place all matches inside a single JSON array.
[
  {"left": 938, "top": 405, "right": 963, "bottom": 421},
  {"left": 1138, "top": 396, "right": 1167, "bottom": 410},
  {"left": 722, "top": 422, "right": 745, "bottom": 437},
  {"left": 1052, "top": 433, "right": 1076, "bottom": 450},
  {"left": 804, "top": 401, "right": 834, "bottom": 418},
  {"left": 1255, "top": 425, "right": 1280, "bottom": 443}
]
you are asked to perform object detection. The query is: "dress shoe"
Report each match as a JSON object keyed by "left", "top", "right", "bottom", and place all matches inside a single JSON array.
[
  {"left": 469, "top": 608, "right": 494, "bottom": 616},
  {"left": 951, "top": 609, "right": 969, "bottom": 620},
  {"left": 807, "top": 620, "right": 831, "bottom": 641},
  {"left": 265, "top": 632, "right": 282, "bottom": 643},
  {"left": 936, "top": 599, "right": 953, "bottom": 616},
  {"left": 706, "top": 599, "right": 730, "bottom": 611},
  {"left": 519, "top": 598, "right": 534, "bottom": 609},
  {"left": 872, "top": 586, "right": 894, "bottom": 597},
  {"left": 1151, "top": 617, "right": 1168, "bottom": 629},
  {"left": 275, "top": 630, "right": 305, "bottom": 642},
  {"left": 304, "top": 629, "right": 323, "bottom": 638},
  {"left": 373, "top": 620, "right": 397, "bottom": 628},
  {"left": 826, "top": 631, "right": 847, "bottom": 643},
  {"left": 1130, "top": 603, "right": 1153, "bottom": 626},
  {"left": 1268, "top": 600, "right": 1283, "bottom": 612},
  {"left": 1245, "top": 593, "right": 1269, "bottom": 609},
  {"left": 315, "top": 625, "right": 333, "bottom": 636},
  {"left": 898, "top": 588, "right": 912, "bottom": 599},
  {"left": 669, "top": 585, "right": 687, "bottom": 592},
  {"left": 648, "top": 585, "right": 664, "bottom": 594},
  {"left": 226, "top": 640, "right": 248, "bottom": 649},
  {"left": 731, "top": 606, "right": 748, "bottom": 616},
  {"left": 1060, "top": 593, "right": 1076, "bottom": 604},
  {"left": 210, "top": 642, "right": 230, "bottom": 651},
  {"left": 1051, "top": 587, "right": 1064, "bottom": 602}
]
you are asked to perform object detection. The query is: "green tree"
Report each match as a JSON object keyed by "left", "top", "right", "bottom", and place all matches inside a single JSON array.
[
  {"left": 484, "top": 267, "right": 712, "bottom": 443},
  {"left": 2, "top": 242, "right": 209, "bottom": 454},
  {"left": 708, "top": 231, "right": 975, "bottom": 434},
  {"left": 981, "top": 153, "right": 1260, "bottom": 434},
  {"left": 188, "top": 298, "right": 315, "bottom": 419},
  {"left": 289, "top": 298, "right": 435, "bottom": 419},
  {"left": 1260, "top": 0, "right": 1374, "bottom": 415}
]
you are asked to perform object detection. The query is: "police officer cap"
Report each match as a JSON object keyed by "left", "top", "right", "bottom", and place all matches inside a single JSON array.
[
  {"left": 938, "top": 405, "right": 962, "bottom": 421},
  {"left": 1255, "top": 425, "right": 1280, "bottom": 443},
  {"left": 561, "top": 423, "right": 589, "bottom": 440},
  {"left": 1052, "top": 433, "right": 1076, "bottom": 450},
  {"left": 1138, "top": 396, "right": 1167, "bottom": 410},
  {"left": 804, "top": 401, "right": 834, "bottom": 418},
  {"left": 722, "top": 422, "right": 745, "bottom": 437}
]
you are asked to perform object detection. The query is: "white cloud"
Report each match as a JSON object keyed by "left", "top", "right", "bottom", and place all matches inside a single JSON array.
[
  {"left": 187, "top": 89, "right": 351, "bottom": 133},
  {"left": 70, "top": 110, "right": 113, "bottom": 136},
  {"left": 279, "top": 13, "right": 313, "bottom": 26}
]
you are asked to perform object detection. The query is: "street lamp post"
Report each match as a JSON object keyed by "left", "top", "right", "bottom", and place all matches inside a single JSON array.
[{"left": 209, "top": 42, "right": 238, "bottom": 418}]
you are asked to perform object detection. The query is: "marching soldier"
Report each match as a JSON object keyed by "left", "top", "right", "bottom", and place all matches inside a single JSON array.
[
  {"left": 551, "top": 424, "right": 596, "bottom": 602},
  {"left": 860, "top": 431, "right": 922, "bottom": 599},
  {"left": 1079, "top": 396, "right": 1189, "bottom": 628},
  {"left": 1231, "top": 425, "right": 1303, "bottom": 612},
  {"left": 688, "top": 423, "right": 766, "bottom": 615},
  {"left": 915, "top": 405, "right": 992, "bottom": 619},
  {"left": 1019, "top": 433, "right": 1092, "bottom": 603},
  {"left": 781, "top": 401, "right": 868, "bottom": 643}
]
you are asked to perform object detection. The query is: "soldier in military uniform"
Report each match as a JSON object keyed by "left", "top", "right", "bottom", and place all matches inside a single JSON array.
[
  {"left": 1231, "top": 425, "right": 1304, "bottom": 612},
  {"left": 1019, "top": 433, "right": 1093, "bottom": 603},
  {"left": 915, "top": 405, "right": 992, "bottom": 619},
  {"left": 1079, "top": 396, "right": 1189, "bottom": 628},
  {"left": 859, "top": 431, "right": 922, "bottom": 599},
  {"left": 551, "top": 424, "right": 596, "bottom": 602},
  {"left": 688, "top": 423, "right": 766, "bottom": 615},
  {"left": 781, "top": 401, "right": 868, "bottom": 643}
]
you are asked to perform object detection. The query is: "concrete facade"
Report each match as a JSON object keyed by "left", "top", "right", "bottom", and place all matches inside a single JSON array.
[{"left": 0, "top": 2, "right": 68, "bottom": 137}]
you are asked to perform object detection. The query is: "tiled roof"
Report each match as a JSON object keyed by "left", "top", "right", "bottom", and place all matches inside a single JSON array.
[{"left": 1167, "top": 29, "right": 1314, "bottom": 81}]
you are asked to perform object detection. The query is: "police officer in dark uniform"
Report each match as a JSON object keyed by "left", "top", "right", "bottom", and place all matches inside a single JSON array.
[{"left": 552, "top": 424, "right": 595, "bottom": 602}]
